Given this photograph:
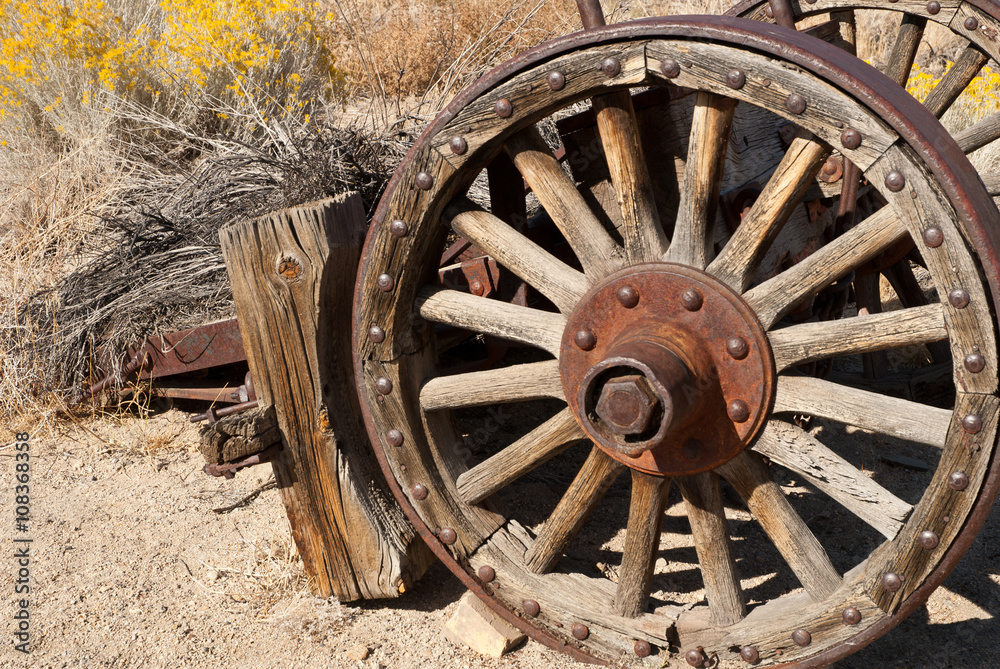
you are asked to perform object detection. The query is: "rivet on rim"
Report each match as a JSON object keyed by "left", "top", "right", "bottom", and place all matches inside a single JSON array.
[
  {"left": 726, "top": 68, "right": 746, "bottom": 89},
  {"left": 439, "top": 528, "right": 457, "bottom": 545},
  {"left": 949, "top": 288, "right": 970, "bottom": 309},
  {"left": 740, "top": 645, "right": 759, "bottom": 663},
  {"left": 764, "top": 5, "right": 774, "bottom": 18},
  {"left": 660, "top": 58, "right": 680, "bottom": 78},
  {"left": 575, "top": 329, "right": 597, "bottom": 351},
  {"left": 547, "top": 71, "right": 566, "bottom": 90},
  {"left": 727, "top": 336, "right": 749, "bottom": 360},
  {"left": 411, "top": 484, "right": 428, "bottom": 500},
  {"left": 495, "top": 98, "right": 513, "bottom": 118},
  {"left": 368, "top": 325, "right": 386, "bottom": 343},
  {"left": 885, "top": 170, "right": 906, "bottom": 192},
  {"left": 949, "top": 471, "right": 970, "bottom": 490},
  {"left": 386, "top": 429, "right": 404, "bottom": 446},
  {"left": 965, "top": 16, "right": 980, "bottom": 31},
  {"left": 843, "top": 607, "right": 862, "bottom": 625},
  {"left": 634, "top": 640, "right": 652, "bottom": 657},
  {"left": 965, "top": 353, "right": 986, "bottom": 373},
  {"left": 617, "top": 285, "right": 640, "bottom": 308},
  {"left": 686, "top": 647, "right": 706, "bottom": 667},
  {"left": 918, "top": 530, "right": 940, "bottom": 550},
  {"left": 522, "top": 599, "right": 540, "bottom": 617},
  {"left": 681, "top": 288, "right": 703, "bottom": 311},
  {"left": 841, "top": 128, "right": 862, "bottom": 150},
  {"left": 792, "top": 629, "right": 811, "bottom": 646},
  {"left": 449, "top": 137, "right": 468, "bottom": 155},
  {"left": 375, "top": 377, "right": 393, "bottom": 395},
  {"left": 922, "top": 226, "right": 944, "bottom": 247},
  {"left": 571, "top": 623, "right": 589, "bottom": 640},
  {"left": 882, "top": 572, "right": 903, "bottom": 592},
  {"left": 415, "top": 171, "right": 434, "bottom": 190},
  {"left": 963, "top": 414, "right": 983, "bottom": 434},
  {"left": 728, "top": 399, "right": 751, "bottom": 423},
  {"left": 786, "top": 93, "right": 806, "bottom": 114},
  {"left": 927, "top": 1, "right": 941, "bottom": 14},
  {"left": 601, "top": 57, "right": 621, "bottom": 78},
  {"left": 389, "top": 219, "right": 409, "bottom": 237},
  {"left": 377, "top": 273, "right": 395, "bottom": 292},
  {"left": 477, "top": 565, "right": 495, "bottom": 582}
]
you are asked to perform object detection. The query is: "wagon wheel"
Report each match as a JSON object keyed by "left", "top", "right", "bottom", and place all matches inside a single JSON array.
[{"left": 353, "top": 16, "right": 1000, "bottom": 667}]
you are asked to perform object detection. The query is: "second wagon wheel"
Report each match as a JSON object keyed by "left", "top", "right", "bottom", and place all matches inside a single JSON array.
[{"left": 353, "top": 16, "right": 1000, "bottom": 667}]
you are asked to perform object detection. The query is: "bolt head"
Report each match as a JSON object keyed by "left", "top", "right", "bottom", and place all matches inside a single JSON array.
[
  {"left": 572, "top": 623, "right": 589, "bottom": 640},
  {"left": 634, "top": 640, "right": 652, "bottom": 657},
  {"left": 411, "top": 484, "right": 428, "bottom": 500},
  {"left": 727, "top": 399, "right": 751, "bottom": 423},
  {"left": 885, "top": 170, "right": 906, "bottom": 192},
  {"left": 726, "top": 68, "right": 746, "bottom": 89},
  {"left": 949, "top": 288, "right": 970, "bottom": 309},
  {"left": 726, "top": 336, "right": 750, "bottom": 360},
  {"left": 601, "top": 57, "right": 621, "bottom": 78},
  {"left": 792, "top": 629, "right": 812, "bottom": 646},
  {"left": 522, "top": 599, "right": 540, "bottom": 617},
  {"left": 681, "top": 288, "right": 703, "bottom": 311},
  {"left": 389, "top": 219, "right": 409, "bottom": 237},
  {"left": 918, "top": 530, "right": 940, "bottom": 550},
  {"left": 965, "top": 16, "right": 980, "bottom": 31},
  {"left": 574, "top": 329, "right": 597, "bottom": 351},
  {"left": 740, "top": 645, "right": 760, "bottom": 663},
  {"left": 495, "top": 98, "right": 513, "bottom": 118},
  {"left": 375, "top": 377, "right": 393, "bottom": 395},
  {"left": 478, "top": 565, "right": 495, "bottom": 582},
  {"left": 786, "top": 93, "right": 806, "bottom": 114},
  {"left": 439, "top": 528, "right": 457, "bottom": 545},
  {"left": 386, "top": 429, "right": 404, "bottom": 447},
  {"left": 660, "top": 58, "right": 680, "bottom": 78},
  {"left": 949, "top": 470, "right": 970, "bottom": 490},
  {"left": 449, "top": 136, "right": 468, "bottom": 155},
  {"left": 596, "top": 375, "right": 658, "bottom": 435},
  {"left": 963, "top": 414, "right": 983, "bottom": 434},
  {"left": 682, "top": 439, "right": 703, "bottom": 462},
  {"left": 617, "top": 285, "right": 640, "bottom": 308},
  {"left": 841, "top": 128, "right": 862, "bottom": 150},
  {"left": 965, "top": 353, "right": 986, "bottom": 373},
  {"left": 765, "top": 5, "right": 774, "bottom": 18},
  {"left": 927, "top": 1, "right": 941, "bottom": 14},
  {"left": 368, "top": 325, "right": 386, "bottom": 343},
  {"left": 843, "top": 606, "right": 862, "bottom": 625},
  {"left": 470, "top": 280, "right": 485, "bottom": 296},
  {"left": 377, "top": 273, "right": 395, "bottom": 292},
  {"left": 922, "top": 226, "right": 944, "bottom": 247},
  {"left": 882, "top": 572, "right": 903, "bottom": 592},
  {"left": 685, "top": 648, "right": 705, "bottom": 667},
  {"left": 415, "top": 171, "right": 434, "bottom": 190},
  {"left": 547, "top": 70, "right": 566, "bottom": 90}
]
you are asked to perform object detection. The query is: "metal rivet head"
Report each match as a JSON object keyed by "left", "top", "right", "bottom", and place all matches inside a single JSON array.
[
  {"left": 963, "top": 414, "right": 983, "bottom": 434},
  {"left": 386, "top": 429, "right": 404, "bottom": 447},
  {"left": 965, "top": 353, "right": 986, "bottom": 373},
  {"left": 495, "top": 98, "right": 513, "bottom": 118},
  {"left": 547, "top": 71, "right": 566, "bottom": 90},
  {"left": 575, "top": 329, "right": 597, "bottom": 351},
  {"left": 522, "top": 599, "right": 540, "bottom": 617},
  {"left": 918, "top": 530, "right": 940, "bottom": 550},
  {"left": 949, "top": 288, "right": 970, "bottom": 309},
  {"left": 740, "top": 646, "right": 760, "bottom": 663},
  {"left": 727, "top": 337, "right": 750, "bottom": 360},
  {"left": 681, "top": 288, "right": 703, "bottom": 311},
  {"left": 885, "top": 170, "right": 906, "bottom": 192},
  {"left": 965, "top": 16, "right": 980, "bottom": 31},
  {"left": 728, "top": 399, "right": 751, "bottom": 423},
  {"left": 765, "top": 5, "right": 774, "bottom": 18},
  {"left": 843, "top": 607, "right": 862, "bottom": 625},
  {"left": 617, "top": 285, "right": 640, "bottom": 308},
  {"left": 411, "top": 484, "right": 428, "bottom": 500},
  {"left": 922, "top": 226, "right": 944, "bottom": 247},
  {"left": 375, "top": 377, "right": 393, "bottom": 395},
  {"left": 882, "top": 572, "right": 903, "bottom": 592},
  {"left": 449, "top": 136, "right": 468, "bottom": 155},
  {"left": 660, "top": 58, "right": 680, "bottom": 78},
  {"left": 439, "top": 528, "right": 457, "bottom": 545},
  {"left": 415, "top": 171, "right": 433, "bottom": 190},
  {"left": 841, "top": 128, "right": 862, "bottom": 150},
  {"left": 368, "top": 325, "right": 386, "bottom": 343},
  {"left": 572, "top": 623, "right": 589, "bottom": 640},
  {"left": 786, "top": 93, "right": 806, "bottom": 114},
  {"left": 792, "top": 629, "right": 812, "bottom": 646},
  {"left": 634, "top": 640, "right": 652, "bottom": 657},
  {"left": 927, "top": 1, "right": 941, "bottom": 14},
  {"left": 949, "top": 471, "right": 970, "bottom": 490},
  {"left": 686, "top": 648, "right": 706, "bottom": 667},
  {"left": 469, "top": 280, "right": 485, "bottom": 296},
  {"left": 478, "top": 565, "right": 495, "bottom": 582},
  {"left": 390, "top": 219, "right": 409, "bottom": 237},
  {"left": 601, "top": 57, "right": 621, "bottom": 78},
  {"left": 377, "top": 273, "right": 395, "bottom": 292},
  {"left": 726, "top": 68, "right": 746, "bottom": 89}
]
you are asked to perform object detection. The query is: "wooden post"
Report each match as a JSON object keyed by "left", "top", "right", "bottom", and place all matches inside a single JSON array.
[{"left": 219, "top": 193, "right": 433, "bottom": 601}]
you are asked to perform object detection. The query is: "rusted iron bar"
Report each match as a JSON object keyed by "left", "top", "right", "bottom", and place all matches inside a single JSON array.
[
  {"left": 190, "top": 399, "right": 259, "bottom": 424},
  {"left": 576, "top": 0, "right": 606, "bottom": 29},
  {"left": 767, "top": 0, "right": 796, "bottom": 29},
  {"left": 202, "top": 442, "right": 282, "bottom": 479}
]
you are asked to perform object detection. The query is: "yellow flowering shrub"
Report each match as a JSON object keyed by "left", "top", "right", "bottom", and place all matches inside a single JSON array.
[{"left": 906, "top": 62, "right": 1000, "bottom": 127}]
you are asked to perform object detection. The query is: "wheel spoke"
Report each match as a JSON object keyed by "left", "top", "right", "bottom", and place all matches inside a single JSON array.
[
  {"left": 955, "top": 111, "right": 1000, "bottom": 154},
  {"left": 745, "top": 207, "right": 909, "bottom": 328},
  {"left": 456, "top": 409, "right": 585, "bottom": 505},
  {"left": 525, "top": 446, "right": 625, "bottom": 574},
  {"left": 882, "top": 260, "right": 951, "bottom": 363},
  {"left": 615, "top": 471, "right": 670, "bottom": 618},
  {"left": 854, "top": 272, "right": 889, "bottom": 379},
  {"left": 665, "top": 92, "right": 737, "bottom": 269},
  {"left": 421, "top": 360, "right": 563, "bottom": 412},
  {"left": 445, "top": 198, "right": 588, "bottom": 314},
  {"left": 882, "top": 14, "right": 926, "bottom": 87},
  {"left": 773, "top": 375, "right": 951, "bottom": 448},
  {"left": 592, "top": 90, "right": 670, "bottom": 264},
  {"left": 505, "top": 127, "right": 623, "bottom": 278},
  {"left": 922, "top": 45, "right": 990, "bottom": 119},
  {"left": 707, "top": 131, "right": 830, "bottom": 291},
  {"left": 417, "top": 286, "right": 565, "bottom": 357},
  {"left": 716, "top": 450, "right": 842, "bottom": 601},
  {"left": 769, "top": 303, "right": 946, "bottom": 372},
  {"left": 752, "top": 420, "right": 913, "bottom": 540},
  {"left": 677, "top": 473, "right": 745, "bottom": 626}
]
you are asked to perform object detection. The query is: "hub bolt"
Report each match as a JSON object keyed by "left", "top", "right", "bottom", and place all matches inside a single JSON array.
[
  {"left": 574, "top": 329, "right": 597, "bottom": 351},
  {"left": 726, "top": 336, "right": 749, "bottom": 360},
  {"left": 617, "top": 285, "right": 640, "bottom": 308},
  {"left": 727, "top": 399, "right": 751, "bottom": 423},
  {"left": 681, "top": 288, "right": 703, "bottom": 311},
  {"left": 596, "top": 375, "right": 657, "bottom": 436}
]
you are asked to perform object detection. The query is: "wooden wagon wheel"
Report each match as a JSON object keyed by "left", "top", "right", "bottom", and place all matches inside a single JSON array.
[{"left": 353, "top": 16, "right": 1000, "bottom": 667}]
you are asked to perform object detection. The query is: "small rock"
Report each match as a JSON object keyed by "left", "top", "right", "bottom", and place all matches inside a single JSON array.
[
  {"left": 443, "top": 591, "right": 526, "bottom": 658},
  {"left": 205, "top": 570, "right": 219, "bottom": 583},
  {"left": 347, "top": 644, "right": 370, "bottom": 661}
]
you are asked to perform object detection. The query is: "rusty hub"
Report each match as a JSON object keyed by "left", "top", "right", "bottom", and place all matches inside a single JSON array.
[{"left": 560, "top": 263, "right": 775, "bottom": 476}]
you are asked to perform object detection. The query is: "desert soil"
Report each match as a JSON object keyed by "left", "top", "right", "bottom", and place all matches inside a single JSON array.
[{"left": 4, "top": 408, "right": 1000, "bottom": 669}]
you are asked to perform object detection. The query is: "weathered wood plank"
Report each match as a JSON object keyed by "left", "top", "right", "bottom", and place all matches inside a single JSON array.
[
  {"left": 752, "top": 420, "right": 913, "bottom": 539},
  {"left": 883, "top": 14, "right": 927, "bottom": 86},
  {"left": 420, "top": 360, "right": 564, "bottom": 412},
  {"left": 615, "top": 471, "right": 670, "bottom": 618},
  {"left": 734, "top": 0, "right": 961, "bottom": 29},
  {"left": 219, "top": 194, "right": 433, "bottom": 600},
  {"left": 951, "top": 3, "right": 1000, "bottom": 62},
  {"left": 773, "top": 375, "right": 952, "bottom": 448},
  {"left": 922, "top": 44, "right": 990, "bottom": 119},
  {"left": 955, "top": 111, "right": 1000, "bottom": 154},
  {"left": 198, "top": 405, "right": 279, "bottom": 464},
  {"left": 854, "top": 271, "right": 890, "bottom": 379}
]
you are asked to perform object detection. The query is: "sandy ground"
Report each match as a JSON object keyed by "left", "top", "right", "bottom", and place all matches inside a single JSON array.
[{"left": 4, "top": 408, "right": 1000, "bottom": 669}]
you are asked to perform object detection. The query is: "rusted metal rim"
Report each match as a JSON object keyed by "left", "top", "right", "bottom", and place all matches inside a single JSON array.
[{"left": 729, "top": 0, "right": 1000, "bottom": 23}]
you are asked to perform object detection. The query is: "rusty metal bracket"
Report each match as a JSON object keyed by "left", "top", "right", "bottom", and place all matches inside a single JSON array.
[{"left": 202, "top": 442, "right": 281, "bottom": 479}]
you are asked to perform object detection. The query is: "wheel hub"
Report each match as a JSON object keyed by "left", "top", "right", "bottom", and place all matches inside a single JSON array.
[{"left": 560, "top": 263, "right": 775, "bottom": 476}]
